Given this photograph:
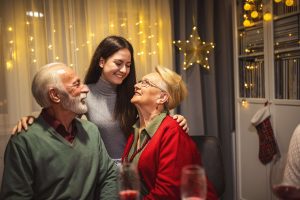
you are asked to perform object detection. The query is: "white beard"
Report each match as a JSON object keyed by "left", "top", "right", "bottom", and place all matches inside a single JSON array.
[{"left": 61, "top": 92, "right": 88, "bottom": 114}]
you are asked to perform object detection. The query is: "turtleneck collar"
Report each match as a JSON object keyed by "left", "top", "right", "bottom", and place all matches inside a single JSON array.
[{"left": 94, "top": 76, "right": 117, "bottom": 96}]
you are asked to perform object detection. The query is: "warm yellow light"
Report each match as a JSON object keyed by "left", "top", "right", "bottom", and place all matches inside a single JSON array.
[
  {"left": 8, "top": 27, "right": 13, "bottom": 31},
  {"left": 263, "top": 12, "right": 272, "bottom": 21},
  {"left": 6, "top": 61, "right": 13, "bottom": 70},
  {"left": 285, "top": 0, "right": 294, "bottom": 6},
  {"left": 251, "top": 11, "right": 259, "bottom": 18},
  {"left": 55, "top": 56, "right": 59, "bottom": 60},
  {"left": 274, "top": 0, "right": 282, "bottom": 2},
  {"left": 241, "top": 99, "right": 248, "bottom": 107},
  {"left": 33, "top": 59, "right": 37, "bottom": 63},
  {"left": 244, "top": 3, "right": 252, "bottom": 11},
  {"left": 9, "top": 40, "right": 13, "bottom": 44},
  {"left": 243, "top": 19, "right": 251, "bottom": 27}
]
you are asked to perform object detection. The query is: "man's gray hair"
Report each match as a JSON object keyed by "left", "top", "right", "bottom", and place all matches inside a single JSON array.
[{"left": 31, "top": 62, "right": 66, "bottom": 108}]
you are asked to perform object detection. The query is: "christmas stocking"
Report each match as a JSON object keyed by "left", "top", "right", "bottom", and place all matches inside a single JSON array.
[{"left": 251, "top": 107, "right": 278, "bottom": 165}]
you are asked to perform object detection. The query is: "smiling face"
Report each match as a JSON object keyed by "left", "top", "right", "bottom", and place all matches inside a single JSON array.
[
  {"left": 58, "top": 67, "right": 89, "bottom": 114},
  {"left": 131, "top": 73, "right": 168, "bottom": 111},
  {"left": 99, "top": 48, "right": 131, "bottom": 85}
]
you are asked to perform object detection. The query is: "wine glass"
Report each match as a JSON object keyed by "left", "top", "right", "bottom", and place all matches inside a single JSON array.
[
  {"left": 181, "top": 165, "right": 207, "bottom": 200},
  {"left": 118, "top": 162, "right": 140, "bottom": 200},
  {"left": 270, "top": 154, "right": 300, "bottom": 200}
]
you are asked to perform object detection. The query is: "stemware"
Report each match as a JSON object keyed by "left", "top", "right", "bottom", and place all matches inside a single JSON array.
[
  {"left": 181, "top": 165, "right": 207, "bottom": 200},
  {"left": 118, "top": 162, "right": 140, "bottom": 200}
]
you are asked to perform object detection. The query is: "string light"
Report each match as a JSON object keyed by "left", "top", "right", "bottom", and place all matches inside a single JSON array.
[
  {"left": 174, "top": 26, "right": 215, "bottom": 70},
  {"left": 242, "top": 0, "right": 263, "bottom": 27},
  {"left": 241, "top": 99, "right": 248, "bottom": 107},
  {"left": 21, "top": 17, "right": 163, "bottom": 67},
  {"left": 263, "top": 12, "right": 272, "bottom": 21}
]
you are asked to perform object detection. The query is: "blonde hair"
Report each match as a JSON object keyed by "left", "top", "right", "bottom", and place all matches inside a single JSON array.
[{"left": 155, "top": 66, "right": 188, "bottom": 110}]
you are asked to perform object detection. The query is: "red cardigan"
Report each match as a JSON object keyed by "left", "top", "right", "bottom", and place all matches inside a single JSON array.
[{"left": 122, "top": 115, "right": 218, "bottom": 200}]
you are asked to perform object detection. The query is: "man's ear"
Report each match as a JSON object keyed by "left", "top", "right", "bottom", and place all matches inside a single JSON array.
[
  {"left": 99, "top": 58, "right": 105, "bottom": 68},
  {"left": 156, "top": 92, "right": 169, "bottom": 105},
  {"left": 49, "top": 88, "right": 60, "bottom": 103}
]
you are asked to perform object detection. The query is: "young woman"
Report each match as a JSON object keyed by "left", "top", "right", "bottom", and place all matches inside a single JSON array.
[{"left": 13, "top": 36, "right": 188, "bottom": 162}]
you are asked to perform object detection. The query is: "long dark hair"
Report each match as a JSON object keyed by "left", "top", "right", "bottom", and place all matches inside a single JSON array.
[{"left": 84, "top": 35, "right": 137, "bottom": 136}]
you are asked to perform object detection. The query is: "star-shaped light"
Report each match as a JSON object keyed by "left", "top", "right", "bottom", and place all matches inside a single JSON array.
[{"left": 173, "top": 26, "right": 215, "bottom": 70}]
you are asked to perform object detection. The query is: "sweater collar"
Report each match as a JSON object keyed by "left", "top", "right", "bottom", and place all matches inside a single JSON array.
[{"left": 94, "top": 77, "right": 117, "bottom": 96}]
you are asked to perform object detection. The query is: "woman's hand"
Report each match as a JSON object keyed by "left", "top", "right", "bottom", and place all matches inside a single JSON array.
[
  {"left": 172, "top": 114, "right": 189, "bottom": 133},
  {"left": 11, "top": 116, "right": 35, "bottom": 134}
]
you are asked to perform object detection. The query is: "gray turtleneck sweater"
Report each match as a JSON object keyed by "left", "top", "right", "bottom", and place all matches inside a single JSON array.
[{"left": 86, "top": 78, "right": 127, "bottom": 160}]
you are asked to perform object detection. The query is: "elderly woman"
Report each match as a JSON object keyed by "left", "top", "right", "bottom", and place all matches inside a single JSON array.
[{"left": 122, "top": 66, "right": 217, "bottom": 200}]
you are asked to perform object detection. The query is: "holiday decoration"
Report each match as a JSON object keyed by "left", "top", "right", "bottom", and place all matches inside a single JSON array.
[
  {"left": 274, "top": 0, "right": 295, "bottom": 6},
  {"left": 173, "top": 26, "right": 214, "bottom": 70},
  {"left": 242, "top": 0, "right": 264, "bottom": 27},
  {"left": 251, "top": 106, "right": 279, "bottom": 165}
]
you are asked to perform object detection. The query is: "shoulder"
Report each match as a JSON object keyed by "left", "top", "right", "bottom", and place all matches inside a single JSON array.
[
  {"left": 293, "top": 124, "right": 300, "bottom": 137},
  {"left": 159, "top": 115, "right": 183, "bottom": 131},
  {"left": 157, "top": 115, "right": 186, "bottom": 137},
  {"left": 289, "top": 124, "right": 300, "bottom": 143},
  {"left": 9, "top": 119, "right": 46, "bottom": 147}
]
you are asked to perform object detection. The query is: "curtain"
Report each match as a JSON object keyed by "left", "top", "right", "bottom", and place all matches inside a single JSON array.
[
  {"left": 0, "top": 0, "right": 173, "bottom": 183},
  {"left": 173, "top": 0, "right": 235, "bottom": 199},
  {"left": 0, "top": 0, "right": 173, "bottom": 127}
]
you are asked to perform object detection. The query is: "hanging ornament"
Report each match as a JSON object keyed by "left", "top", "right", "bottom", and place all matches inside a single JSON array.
[
  {"left": 242, "top": 0, "right": 264, "bottom": 27},
  {"left": 173, "top": 26, "right": 215, "bottom": 70}
]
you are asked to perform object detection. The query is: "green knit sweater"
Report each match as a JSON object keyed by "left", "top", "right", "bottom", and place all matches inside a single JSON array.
[{"left": 0, "top": 116, "right": 118, "bottom": 200}]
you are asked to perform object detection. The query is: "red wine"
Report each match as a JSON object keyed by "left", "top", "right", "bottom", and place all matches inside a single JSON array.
[
  {"left": 119, "top": 190, "right": 139, "bottom": 200},
  {"left": 272, "top": 185, "right": 300, "bottom": 200}
]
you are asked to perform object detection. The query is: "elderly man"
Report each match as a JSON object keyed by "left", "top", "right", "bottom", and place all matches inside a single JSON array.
[{"left": 0, "top": 63, "right": 118, "bottom": 200}]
